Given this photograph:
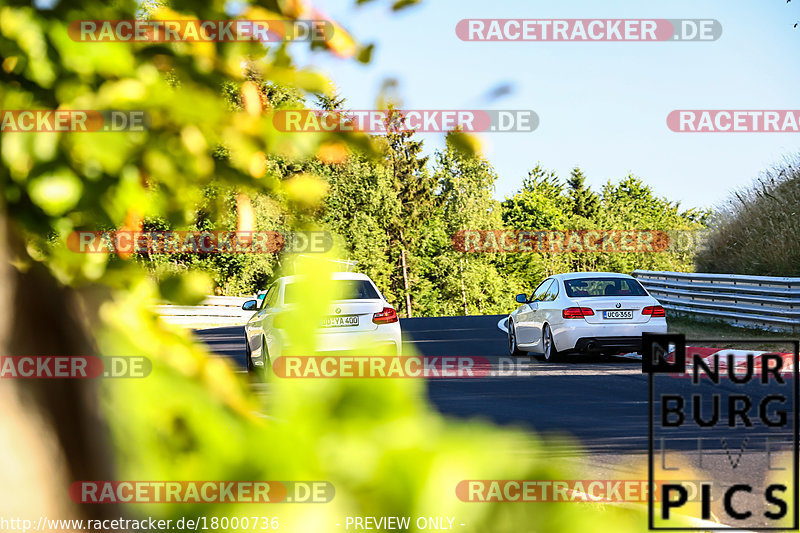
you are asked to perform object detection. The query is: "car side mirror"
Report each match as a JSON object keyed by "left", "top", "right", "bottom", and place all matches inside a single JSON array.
[
  {"left": 242, "top": 300, "right": 258, "bottom": 311},
  {"left": 515, "top": 293, "right": 528, "bottom": 304}
]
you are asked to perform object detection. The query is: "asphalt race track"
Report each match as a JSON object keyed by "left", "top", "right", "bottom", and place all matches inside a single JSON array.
[
  {"left": 195, "top": 315, "right": 797, "bottom": 528},
  {"left": 194, "top": 315, "right": 649, "bottom": 452}
]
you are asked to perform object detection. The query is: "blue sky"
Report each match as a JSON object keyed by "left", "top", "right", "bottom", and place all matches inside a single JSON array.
[{"left": 290, "top": 0, "right": 800, "bottom": 211}]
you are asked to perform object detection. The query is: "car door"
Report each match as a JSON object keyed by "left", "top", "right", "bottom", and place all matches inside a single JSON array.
[
  {"left": 246, "top": 282, "right": 277, "bottom": 353},
  {"left": 262, "top": 280, "right": 286, "bottom": 355},
  {"left": 515, "top": 278, "right": 553, "bottom": 346},
  {"left": 532, "top": 277, "right": 561, "bottom": 346}
]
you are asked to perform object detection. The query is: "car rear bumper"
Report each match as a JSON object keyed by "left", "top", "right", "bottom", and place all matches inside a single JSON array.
[
  {"left": 316, "top": 326, "right": 402, "bottom": 356},
  {"left": 268, "top": 323, "right": 402, "bottom": 358},
  {"left": 574, "top": 336, "right": 644, "bottom": 354},
  {"left": 552, "top": 319, "right": 667, "bottom": 354}
]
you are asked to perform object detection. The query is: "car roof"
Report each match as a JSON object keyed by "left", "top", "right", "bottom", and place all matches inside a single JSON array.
[
  {"left": 552, "top": 272, "right": 636, "bottom": 281},
  {"left": 276, "top": 272, "right": 373, "bottom": 284}
]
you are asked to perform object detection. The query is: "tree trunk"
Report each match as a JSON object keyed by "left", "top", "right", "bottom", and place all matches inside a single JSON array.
[
  {"left": 1, "top": 215, "right": 119, "bottom": 521},
  {"left": 400, "top": 248, "right": 412, "bottom": 318},
  {"left": 459, "top": 257, "right": 468, "bottom": 315}
]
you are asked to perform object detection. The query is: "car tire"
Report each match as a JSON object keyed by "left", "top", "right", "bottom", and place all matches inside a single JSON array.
[
  {"left": 245, "top": 339, "right": 254, "bottom": 372},
  {"left": 246, "top": 336, "right": 270, "bottom": 381},
  {"left": 254, "top": 336, "right": 270, "bottom": 381},
  {"left": 508, "top": 320, "right": 524, "bottom": 356},
  {"left": 542, "top": 324, "right": 560, "bottom": 362}
]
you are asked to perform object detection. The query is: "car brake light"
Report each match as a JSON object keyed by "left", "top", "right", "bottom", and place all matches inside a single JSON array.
[
  {"left": 373, "top": 307, "right": 398, "bottom": 324},
  {"left": 562, "top": 307, "right": 594, "bottom": 319},
  {"left": 642, "top": 305, "right": 666, "bottom": 317}
]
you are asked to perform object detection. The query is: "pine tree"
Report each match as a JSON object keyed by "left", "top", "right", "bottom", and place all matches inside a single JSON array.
[
  {"left": 315, "top": 93, "right": 346, "bottom": 111},
  {"left": 383, "top": 106, "right": 436, "bottom": 317},
  {"left": 567, "top": 166, "right": 599, "bottom": 220}
]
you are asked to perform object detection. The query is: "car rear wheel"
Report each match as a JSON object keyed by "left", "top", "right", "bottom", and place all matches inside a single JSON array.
[
  {"left": 542, "top": 324, "right": 560, "bottom": 362},
  {"left": 256, "top": 337, "right": 270, "bottom": 381},
  {"left": 247, "top": 336, "right": 269, "bottom": 381},
  {"left": 508, "top": 320, "right": 524, "bottom": 356},
  {"left": 245, "top": 339, "right": 254, "bottom": 372}
]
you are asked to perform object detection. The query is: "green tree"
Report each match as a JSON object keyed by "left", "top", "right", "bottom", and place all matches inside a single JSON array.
[
  {"left": 502, "top": 165, "right": 567, "bottom": 230},
  {"left": 596, "top": 175, "right": 703, "bottom": 272},
  {"left": 500, "top": 165, "right": 570, "bottom": 287},
  {"left": 566, "top": 166, "right": 599, "bottom": 220},
  {"left": 430, "top": 132, "right": 508, "bottom": 315},
  {"left": 315, "top": 92, "right": 346, "bottom": 111},
  {"left": 314, "top": 151, "right": 399, "bottom": 302},
  {"left": 383, "top": 107, "right": 436, "bottom": 317}
]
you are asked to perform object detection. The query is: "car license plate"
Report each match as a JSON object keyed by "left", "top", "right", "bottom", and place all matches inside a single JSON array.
[
  {"left": 321, "top": 315, "right": 359, "bottom": 327},
  {"left": 603, "top": 310, "right": 633, "bottom": 319}
]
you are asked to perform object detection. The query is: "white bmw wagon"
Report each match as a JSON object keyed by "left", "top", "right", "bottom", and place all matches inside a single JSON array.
[{"left": 507, "top": 272, "right": 668, "bottom": 361}]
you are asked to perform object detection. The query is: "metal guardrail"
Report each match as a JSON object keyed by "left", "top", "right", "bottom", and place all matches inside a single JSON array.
[
  {"left": 155, "top": 295, "right": 255, "bottom": 327},
  {"left": 632, "top": 270, "right": 800, "bottom": 332}
]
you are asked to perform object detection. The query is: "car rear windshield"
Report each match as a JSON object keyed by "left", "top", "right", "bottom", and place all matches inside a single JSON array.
[
  {"left": 563, "top": 277, "right": 648, "bottom": 298},
  {"left": 283, "top": 280, "right": 381, "bottom": 304}
]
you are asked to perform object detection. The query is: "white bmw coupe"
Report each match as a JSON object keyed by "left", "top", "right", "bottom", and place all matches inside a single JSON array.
[{"left": 507, "top": 272, "right": 668, "bottom": 361}]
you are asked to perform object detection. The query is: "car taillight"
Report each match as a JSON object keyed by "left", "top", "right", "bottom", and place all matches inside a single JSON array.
[
  {"left": 373, "top": 307, "right": 398, "bottom": 324},
  {"left": 562, "top": 307, "right": 594, "bottom": 319},
  {"left": 642, "top": 305, "right": 666, "bottom": 317}
]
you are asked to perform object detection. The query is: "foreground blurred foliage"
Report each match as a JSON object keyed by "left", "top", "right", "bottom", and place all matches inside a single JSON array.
[{"left": 1, "top": 0, "right": 695, "bottom": 531}]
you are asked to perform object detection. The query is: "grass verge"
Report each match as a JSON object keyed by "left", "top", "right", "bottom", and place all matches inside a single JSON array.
[{"left": 667, "top": 314, "right": 795, "bottom": 352}]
